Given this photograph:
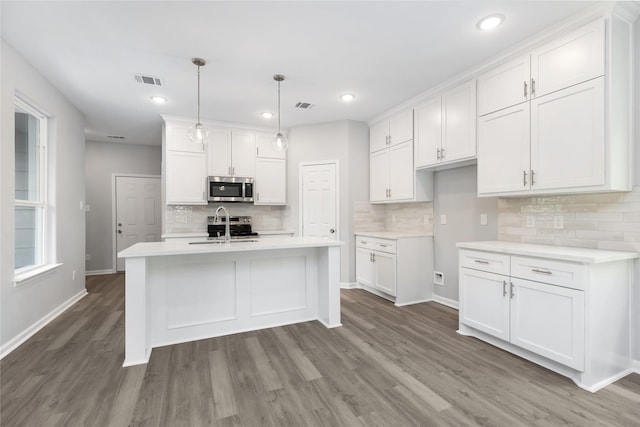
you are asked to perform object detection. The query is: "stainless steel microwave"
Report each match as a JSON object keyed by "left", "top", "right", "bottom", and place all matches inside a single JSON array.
[{"left": 207, "top": 176, "right": 254, "bottom": 203}]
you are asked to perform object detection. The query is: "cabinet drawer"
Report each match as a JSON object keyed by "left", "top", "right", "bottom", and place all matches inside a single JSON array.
[
  {"left": 355, "top": 236, "right": 397, "bottom": 254},
  {"left": 459, "top": 250, "right": 510, "bottom": 276},
  {"left": 510, "top": 256, "right": 586, "bottom": 290}
]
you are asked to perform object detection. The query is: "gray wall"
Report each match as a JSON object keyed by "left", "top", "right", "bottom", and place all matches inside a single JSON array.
[
  {"left": 287, "top": 120, "right": 369, "bottom": 284},
  {"left": 634, "top": 15, "right": 639, "bottom": 363},
  {"left": 433, "top": 165, "right": 498, "bottom": 303},
  {"left": 85, "top": 140, "right": 161, "bottom": 272},
  {"left": 1, "top": 40, "right": 86, "bottom": 353}
]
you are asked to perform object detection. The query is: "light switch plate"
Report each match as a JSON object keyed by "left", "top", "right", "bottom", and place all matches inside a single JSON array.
[
  {"left": 440, "top": 214, "right": 447, "bottom": 225},
  {"left": 480, "top": 214, "right": 488, "bottom": 226}
]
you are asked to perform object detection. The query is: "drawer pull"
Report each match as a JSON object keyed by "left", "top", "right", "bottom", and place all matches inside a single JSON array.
[
  {"left": 532, "top": 268, "right": 552, "bottom": 275},
  {"left": 474, "top": 259, "right": 490, "bottom": 264},
  {"left": 378, "top": 244, "right": 389, "bottom": 247}
]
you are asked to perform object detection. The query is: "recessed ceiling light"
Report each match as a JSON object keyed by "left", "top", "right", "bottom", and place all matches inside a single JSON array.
[
  {"left": 261, "top": 112, "right": 274, "bottom": 119},
  {"left": 150, "top": 96, "right": 167, "bottom": 104},
  {"left": 477, "top": 14, "right": 505, "bottom": 31},
  {"left": 341, "top": 93, "right": 355, "bottom": 102}
]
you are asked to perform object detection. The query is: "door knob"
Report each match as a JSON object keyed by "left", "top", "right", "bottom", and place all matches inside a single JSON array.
[
  {"left": 329, "top": 228, "right": 335, "bottom": 233},
  {"left": 118, "top": 223, "right": 122, "bottom": 227},
  {"left": 117, "top": 230, "right": 122, "bottom": 234}
]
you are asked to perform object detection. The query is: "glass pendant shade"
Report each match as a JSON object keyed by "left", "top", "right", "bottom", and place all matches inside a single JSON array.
[
  {"left": 188, "top": 122, "right": 210, "bottom": 144},
  {"left": 272, "top": 132, "right": 288, "bottom": 152}
]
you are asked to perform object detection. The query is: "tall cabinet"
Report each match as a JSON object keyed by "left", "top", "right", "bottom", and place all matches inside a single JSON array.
[{"left": 477, "top": 17, "right": 632, "bottom": 196}]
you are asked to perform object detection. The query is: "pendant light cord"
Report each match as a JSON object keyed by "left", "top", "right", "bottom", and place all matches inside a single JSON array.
[
  {"left": 277, "top": 79, "right": 281, "bottom": 134},
  {"left": 196, "top": 65, "right": 201, "bottom": 124}
]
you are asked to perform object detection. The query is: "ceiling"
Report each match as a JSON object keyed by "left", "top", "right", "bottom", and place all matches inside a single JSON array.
[{"left": 1, "top": 1, "right": 601, "bottom": 146}]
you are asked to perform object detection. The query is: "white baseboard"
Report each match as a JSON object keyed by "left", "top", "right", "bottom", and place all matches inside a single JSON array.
[
  {"left": 633, "top": 359, "right": 640, "bottom": 374},
  {"left": 340, "top": 281, "right": 357, "bottom": 289},
  {"left": 86, "top": 269, "right": 115, "bottom": 276},
  {"left": 0, "top": 289, "right": 88, "bottom": 359},
  {"left": 432, "top": 294, "right": 459, "bottom": 310}
]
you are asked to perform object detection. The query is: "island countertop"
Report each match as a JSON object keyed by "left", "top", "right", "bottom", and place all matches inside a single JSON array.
[{"left": 119, "top": 236, "right": 343, "bottom": 258}]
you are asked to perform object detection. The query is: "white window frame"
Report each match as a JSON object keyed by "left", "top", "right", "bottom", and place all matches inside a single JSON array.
[{"left": 14, "top": 96, "right": 60, "bottom": 285}]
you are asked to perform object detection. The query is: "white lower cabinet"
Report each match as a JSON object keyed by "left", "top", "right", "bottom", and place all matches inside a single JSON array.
[
  {"left": 355, "top": 234, "right": 433, "bottom": 306},
  {"left": 457, "top": 242, "right": 638, "bottom": 392}
]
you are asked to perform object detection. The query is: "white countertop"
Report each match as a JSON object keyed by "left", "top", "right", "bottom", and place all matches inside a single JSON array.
[
  {"left": 355, "top": 231, "right": 433, "bottom": 239},
  {"left": 161, "top": 232, "right": 209, "bottom": 239},
  {"left": 457, "top": 241, "right": 639, "bottom": 264},
  {"left": 119, "top": 236, "right": 343, "bottom": 258}
]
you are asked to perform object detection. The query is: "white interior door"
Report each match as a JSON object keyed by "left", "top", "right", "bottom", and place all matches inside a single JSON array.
[
  {"left": 301, "top": 162, "right": 337, "bottom": 239},
  {"left": 115, "top": 176, "right": 161, "bottom": 271}
]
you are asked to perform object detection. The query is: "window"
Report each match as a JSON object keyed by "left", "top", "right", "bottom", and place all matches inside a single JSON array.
[{"left": 14, "top": 97, "right": 52, "bottom": 278}]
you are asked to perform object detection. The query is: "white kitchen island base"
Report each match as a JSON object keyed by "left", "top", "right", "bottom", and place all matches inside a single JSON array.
[{"left": 119, "top": 238, "right": 342, "bottom": 366}]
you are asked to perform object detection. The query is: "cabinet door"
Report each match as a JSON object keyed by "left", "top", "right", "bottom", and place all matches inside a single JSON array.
[
  {"left": 414, "top": 96, "right": 442, "bottom": 168},
  {"left": 369, "top": 150, "right": 389, "bottom": 202},
  {"left": 256, "top": 132, "right": 286, "bottom": 159},
  {"left": 166, "top": 151, "right": 207, "bottom": 205},
  {"left": 459, "top": 268, "right": 510, "bottom": 341},
  {"left": 477, "top": 54, "right": 531, "bottom": 116},
  {"left": 231, "top": 131, "right": 256, "bottom": 177},
  {"left": 165, "top": 122, "right": 205, "bottom": 153},
  {"left": 355, "top": 247, "right": 375, "bottom": 288},
  {"left": 374, "top": 251, "right": 397, "bottom": 296},
  {"left": 389, "top": 109, "right": 414, "bottom": 146},
  {"left": 388, "top": 141, "right": 414, "bottom": 201},
  {"left": 255, "top": 157, "right": 286, "bottom": 205},
  {"left": 370, "top": 121, "right": 389, "bottom": 153},
  {"left": 477, "top": 103, "right": 530, "bottom": 195},
  {"left": 510, "top": 278, "right": 585, "bottom": 371},
  {"left": 531, "top": 19, "right": 604, "bottom": 99},
  {"left": 207, "top": 129, "right": 232, "bottom": 176},
  {"left": 530, "top": 78, "right": 604, "bottom": 191},
  {"left": 442, "top": 80, "right": 476, "bottom": 163}
]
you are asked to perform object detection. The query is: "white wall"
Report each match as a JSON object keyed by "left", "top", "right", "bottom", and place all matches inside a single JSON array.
[
  {"left": 1, "top": 40, "right": 86, "bottom": 354},
  {"left": 433, "top": 165, "right": 499, "bottom": 303},
  {"left": 633, "top": 15, "right": 639, "bottom": 364},
  {"left": 84, "top": 140, "right": 161, "bottom": 273},
  {"left": 286, "top": 120, "right": 369, "bottom": 284}
]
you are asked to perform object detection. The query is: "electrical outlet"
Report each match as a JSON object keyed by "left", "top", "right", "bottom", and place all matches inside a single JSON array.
[
  {"left": 72, "top": 270, "right": 77, "bottom": 281},
  {"left": 440, "top": 214, "right": 447, "bottom": 225},
  {"left": 433, "top": 271, "right": 444, "bottom": 286},
  {"left": 480, "top": 214, "right": 488, "bottom": 226},
  {"left": 85, "top": 204, "right": 91, "bottom": 212},
  {"left": 554, "top": 215, "right": 564, "bottom": 229},
  {"left": 526, "top": 215, "right": 536, "bottom": 228}
]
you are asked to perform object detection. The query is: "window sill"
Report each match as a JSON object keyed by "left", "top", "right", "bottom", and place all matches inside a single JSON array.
[{"left": 14, "top": 263, "right": 63, "bottom": 287}]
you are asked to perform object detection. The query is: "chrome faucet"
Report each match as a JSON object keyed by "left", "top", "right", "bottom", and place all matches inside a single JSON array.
[{"left": 214, "top": 205, "right": 230, "bottom": 244}]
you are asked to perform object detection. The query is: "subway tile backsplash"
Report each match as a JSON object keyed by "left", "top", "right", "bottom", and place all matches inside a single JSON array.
[
  {"left": 498, "top": 187, "right": 640, "bottom": 252},
  {"left": 354, "top": 201, "right": 434, "bottom": 234},
  {"left": 165, "top": 204, "right": 288, "bottom": 233}
]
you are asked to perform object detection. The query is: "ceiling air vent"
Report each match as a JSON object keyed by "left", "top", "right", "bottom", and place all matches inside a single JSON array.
[
  {"left": 294, "top": 101, "right": 314, "bottom": 109},
  {"left": 134, "top": 74, "right": 162, "bottom": 86},
  {"left": 107, "top": 135, "right": 125, "bottom": 140}
]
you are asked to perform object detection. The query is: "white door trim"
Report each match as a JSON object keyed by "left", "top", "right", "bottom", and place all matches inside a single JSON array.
[
  {"left": 298, "top": 160, "right": 340, "bottom": 238},
  {"left": 111, "top": 173, "right": 161, "bottom": 273}
]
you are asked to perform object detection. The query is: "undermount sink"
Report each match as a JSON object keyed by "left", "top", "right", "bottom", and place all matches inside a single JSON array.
[{"left": 189, "top": 239, "right": 259, "bottom": 245}]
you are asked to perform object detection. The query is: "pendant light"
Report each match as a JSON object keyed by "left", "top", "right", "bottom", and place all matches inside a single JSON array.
[
  {"left": 272, "top": 74, "right": 288, "bottom": 152},
  {"left": 188, "top": 57, "right": 210, "bottom": 144}
]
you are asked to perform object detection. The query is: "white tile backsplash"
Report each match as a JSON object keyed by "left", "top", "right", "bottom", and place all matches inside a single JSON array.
[
  {"left": 498, "top": 187, "right": 640, "bottom": 252},
  {"left": 354, "top": 201, "right": 433, "bottom": 234},
  {"left": 165, "top": 204, "right": 288, "bottom": 233}
]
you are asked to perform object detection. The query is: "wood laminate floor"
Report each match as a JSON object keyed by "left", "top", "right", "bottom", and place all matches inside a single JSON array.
[{"left": 2, "top": 273, "right": 639, "bottom": 426}]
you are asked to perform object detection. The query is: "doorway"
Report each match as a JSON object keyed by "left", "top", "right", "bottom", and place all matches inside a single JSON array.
[
  {"left": 299, "top": 161, "right": 339, "bottom": 239},
  {"left": 113, "top": 175, "right": 161, "bottom": 271}
]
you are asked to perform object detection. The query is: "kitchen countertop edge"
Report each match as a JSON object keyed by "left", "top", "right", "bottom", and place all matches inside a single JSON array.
[
  {"left": 457, "top": 240, "right": 640, "bottom": 264},
  {"left": 355, "top": 231, "right": 433, "bottom": 239}
]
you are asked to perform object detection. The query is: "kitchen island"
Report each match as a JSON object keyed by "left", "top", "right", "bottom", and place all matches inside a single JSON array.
[{"left": 118, "top": 237, "right": 343, "bottom": 366}]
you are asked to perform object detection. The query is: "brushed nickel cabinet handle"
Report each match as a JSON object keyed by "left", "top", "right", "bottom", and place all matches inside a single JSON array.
[
  {"left": 503, "top": 280, "right": 507, "bottom": 297},
  {"left": 532, "top": 268, "right": 552, "bottom": 275},
  {"left": 531, "top": 78, "right": 536, "bottom": 96},
  {"left": 474, "top": 259, "right": 489, "bottom": 264},
  {"left": 510, "top": 282, "right": 515, "bottom": 299},
  {"left": 523, "top": 170, "right": 528, "bottom": 187},
  {"left": 531, "top": 170, "right": 536, "bottom": 186},
  {"left": 524, "top": 81, "right": 528, "bottom": 98}
]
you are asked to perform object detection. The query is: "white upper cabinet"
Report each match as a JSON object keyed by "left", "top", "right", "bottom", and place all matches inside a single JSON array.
[
  {"left": 207, "top": 129, "right": 255, "bottom": 177},
  {"left": 370, "top": 108, "right": 414, "bottom": 153},
  {"left": 477, "top": 55, "right": 531, "bottom": 116},
  {"left": 415, "top": 80, "right": 477, "bottom": 168},
  {"left": 165, "top": 121, "right": 205, "bottom": 153},
  {"left": 255, "top": 132, "right": 286, "bottom": 159},
  {"left": 530, "top": 19, "right": 604, "bottom": 99},
  {"left": 254, "top": 157, "right": 286, "bottom": 205},
  {"left": 477, "top": 16, "right": 632, "bottom": 197}
]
